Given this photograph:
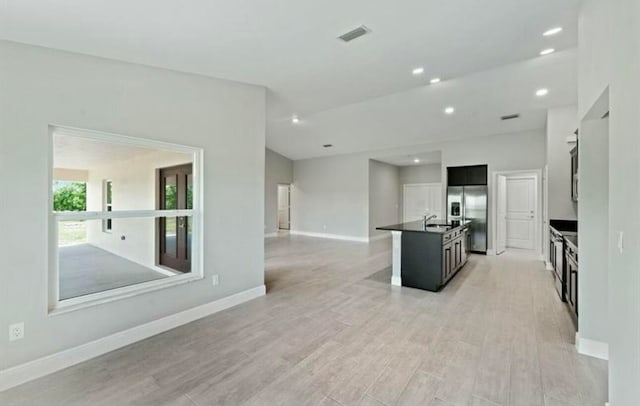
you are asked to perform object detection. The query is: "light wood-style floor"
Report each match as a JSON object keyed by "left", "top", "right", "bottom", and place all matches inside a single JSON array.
[{"left": 1, "top": 235, "right": 607, "bottom": 406}]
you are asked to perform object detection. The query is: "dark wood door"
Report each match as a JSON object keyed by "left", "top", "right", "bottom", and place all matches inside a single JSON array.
[{"left": 158, "top": 163, "right": 193, "bottom": 273}]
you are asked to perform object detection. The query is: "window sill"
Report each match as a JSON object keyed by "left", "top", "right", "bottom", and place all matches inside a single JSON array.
[{"left": 49, "top": 272, "right": 204, "bottom": 316}]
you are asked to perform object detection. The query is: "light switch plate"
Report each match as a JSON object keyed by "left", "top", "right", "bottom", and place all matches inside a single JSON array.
[
  {"left": 617, "top": 231, "right": 624, "bottom": 254},
  {"left": 212, "top": 274, "right": 220, "bottom": 286}
]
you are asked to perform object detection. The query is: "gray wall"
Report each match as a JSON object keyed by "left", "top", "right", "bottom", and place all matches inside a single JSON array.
[
  {"left": 369, "top": 160, "right": 401, "bottom": 238},
  {"left": 292, "top": 154, "right": 369, "bottom": 239},
  {"left": 546, "top": 105, "right": 578, "bottom": 220},
  {"left": 399, "top": 163, "right": 442, "bottom": 185},
  {"left": 0, "top": 41, "right": 266, "bottom": 370},
  {"left": 580, "top": 1, "right": 640, "bottom": 402},
  {"left": 265, "top": 148, "right": 293, "bottom": 235},
  {"left": 441, "top": 130, "right": 546, "bottom": 252},
  {"left": 291, "top": 130, "right": 545, "bottom": 247},
  {"left": 578, "top": 114, "right": 609, "bottom": 346}
]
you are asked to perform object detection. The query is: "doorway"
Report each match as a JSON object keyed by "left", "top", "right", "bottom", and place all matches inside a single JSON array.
[
  {"left": 158, "top": 163, "right": 193, "bottom": 273},
  {"left": 495, "top": 171, "right": 541, "bottom": 255},
  {"left": 403, "top": 183, "right": 443, "bottom": 223},
  {"left": 277, "top": 184, "right": 291, "bottom": 230}
]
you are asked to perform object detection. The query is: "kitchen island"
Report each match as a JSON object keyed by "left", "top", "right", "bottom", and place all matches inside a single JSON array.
[{"left": 377, "top": 220, "right": 471, "bottom": 291}]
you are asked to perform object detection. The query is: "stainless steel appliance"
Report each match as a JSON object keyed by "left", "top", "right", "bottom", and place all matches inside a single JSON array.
[
  {"left": 550, "top": 227, "right": 565, "bottom": 301},
  {"left": 447, "top": 185, "right": 488, "bottom": 253}
]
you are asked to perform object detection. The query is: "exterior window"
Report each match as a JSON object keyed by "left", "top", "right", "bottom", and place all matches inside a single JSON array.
[
  {"left": 49, "top": 125, "right": 203, "bottom": 313},
  {"left": 102, "top": 180, "right": 113, "bottom": 233}
]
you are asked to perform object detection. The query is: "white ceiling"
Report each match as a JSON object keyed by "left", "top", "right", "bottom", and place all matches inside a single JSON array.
[
  {"left": 376, "top": 151, "right": 442, "bottom": 167},
  {"left": 0, "top": 0, "right": 580, "bottom": 160},
  {"left": 270, "top": 49, "right": 577, "bottom": 159},
  {"left": 53, "top": 134, "right": 190, "bottom": 170}
]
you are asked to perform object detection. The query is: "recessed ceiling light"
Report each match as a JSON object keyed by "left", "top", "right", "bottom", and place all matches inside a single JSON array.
[
  {"left": 540, "top": 48, "right": 555, "bottom": 56},
  {"left": 536, "top": 88, "right": 549, "bottom": 97},
  {"left": 444, "top": 106, "right": 455, "bottom": 115},
  {"left": 543, "top": 27, "right": 563, "bottom": 36},
  {"left": 292, "top": 115, "right": 300, "bottom": 124},
  {"left": 414, "top": 158, "right": 420, "bottom": 163},
  {"left": 412, "top": 67, "right": 425, "bottom": 75},
  {"left": 430, "top": 77, "right": 441, "bottom": 84}
]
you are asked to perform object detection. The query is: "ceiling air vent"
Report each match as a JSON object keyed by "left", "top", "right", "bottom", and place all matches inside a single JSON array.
[
  {"left": 501, "top": 114, "right": 520, "bottom": 121},
  {"left": 323, "top": 144, "right": 333, "bottom": 148},
  {"left": 338, "top": 25, "right": 371, "bottom": 42}
]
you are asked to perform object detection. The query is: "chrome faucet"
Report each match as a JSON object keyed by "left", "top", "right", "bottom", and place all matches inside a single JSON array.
[{"left": 423, "top": 214, "right": 437, "bottom": 227}]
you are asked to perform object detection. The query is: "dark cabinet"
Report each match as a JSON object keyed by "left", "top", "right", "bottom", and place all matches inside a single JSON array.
[
  {"left": 570, "top": 145, "right": 578, "bottom": 202},
  {"left": 447, "top": 165, "right": 487, "bottom": 186},
  {"left": 549, "top": 230, "right": 555, "bottom": 268},
  {"left": 442, "top": 242, "right": 453, "bottom": 281},
  {"left": 466, "top": 165, "right": 488, "bottom": 185},
  {"left": 401, "top": 225, "right": 470, "bottom": 292},
  {"left": 447, "top": 167, "right": 467, "bottom": 186},
  {"left": 443, "top": 231, "right": 467, "bottom": 284},
  {"left": 453, "top": 237, "right": 462, "bottom": 270},
  {"left": 566, "top": 252, "right": 578, "bottom": 317}
]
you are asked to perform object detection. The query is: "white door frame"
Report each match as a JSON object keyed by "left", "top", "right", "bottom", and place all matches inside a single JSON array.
[
  {"left": 496, "top": 174, "right": 507, "bottom": 255},
  {"left": 402, "top": 182, "right": 443, "bottom": 223},
  {"left": 277, "top": 183, "right": 291, "bottom": 230},
  {"left": 492, "top": 169, "right": 543, "bottom": 257}
]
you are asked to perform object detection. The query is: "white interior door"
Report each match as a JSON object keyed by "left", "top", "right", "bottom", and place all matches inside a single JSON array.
[
  {"left": 505, "top": 177, "right": 536, "bottom": 249},
  {"left": 428, "top": 185, "right": 443, "bottom": 220},
  {"left": 496, "top": 175, "right": 507, "bottom": 255},
  {"left": 403, "top": 184, "right": 442, "bottom": 223},
  {"left": 277, "top": 184, "right": 290, "bottom": 230}
]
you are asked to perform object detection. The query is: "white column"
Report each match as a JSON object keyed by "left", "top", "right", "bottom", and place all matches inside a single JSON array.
[{"left": 391, "top": 231, "right": 402, "bottom": 286}]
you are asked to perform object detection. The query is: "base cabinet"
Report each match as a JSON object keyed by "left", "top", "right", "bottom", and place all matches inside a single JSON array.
[
  {"left": 400, "top": 224, "right": 471, "bottom": 292},
  {"left": 442, "top": 242, "right": 452, "bottom": 281},
  {"left": 566, "top": 253, "right": 578, "bottom": 317},
  {"left": 442, "top": 228, "right": 469, "bottom": 285}
]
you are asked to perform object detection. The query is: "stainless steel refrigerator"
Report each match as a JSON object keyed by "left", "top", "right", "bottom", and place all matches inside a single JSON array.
[{"left": 447, "top": 186, "right": 488, "bottom": 253}]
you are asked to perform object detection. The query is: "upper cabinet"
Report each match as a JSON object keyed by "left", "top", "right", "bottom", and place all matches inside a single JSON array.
[
  {"left": 447, "top": 165, "right": 488, "bottom": 186},
  {"left": 447, "top": 167, "right": 467, "bottom": 186},
  {"left": 570, "top": 128, "right": 579, "bottom": 202},
  {"left": 571, "top": 145, "right": 579, "bottom": 202}
]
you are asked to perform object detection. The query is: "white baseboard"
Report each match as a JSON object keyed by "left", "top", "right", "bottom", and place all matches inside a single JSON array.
[
  {"left": 486, "top": 249, "right": 496, "bottom": 256},
  {"left": 545, "top": 261, "right": 553, "bottom": 271},
  {"left": 264, "top": 232, "right": 278, "bottom": 238},
  {"left": 368, "top": 233, "right": 392, "bottom": 242},
  {"left": 0, "top": 285, "right": 266, "bottom": 392},
  {"left": 290, "top": 230, "right": 369, "bottom": 243},
  {"left": 575, "top": 332, "right": 609, "bottom": 361},
  {"left": 391, "top": 276, "right": 402, "bottom": 286}
]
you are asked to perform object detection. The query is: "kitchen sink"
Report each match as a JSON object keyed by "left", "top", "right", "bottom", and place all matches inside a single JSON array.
[{"left": 426, "top": 224, "right": 451, "bottom": 231}]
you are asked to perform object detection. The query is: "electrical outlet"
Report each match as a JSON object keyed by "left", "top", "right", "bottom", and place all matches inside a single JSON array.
[
  {"left": 9, "top": 322, "right": 24, "bottom": 342},
  {"left": 212, "top": 274, "right": 219, "bottom": 286}
]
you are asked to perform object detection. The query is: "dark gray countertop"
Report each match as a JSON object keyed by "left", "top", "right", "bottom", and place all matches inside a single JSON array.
[
  {"left": 550, "top": 223, "right": 578, "bottom": 249},
  {"left": 564, "top": 234, "right": 578, "bottom": 249},
  {"left": 377, "top": 220, "right": 471, "bottom": 234}
]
